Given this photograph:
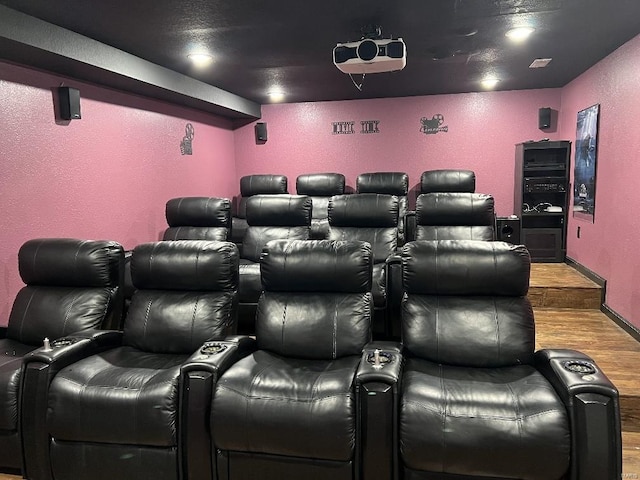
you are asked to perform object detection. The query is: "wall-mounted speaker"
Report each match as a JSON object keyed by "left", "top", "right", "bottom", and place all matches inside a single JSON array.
[
  {"left": 255, "top": 122, "right": 267, "bottom": 143},
  {"left": 538, "top": 107, "right": 551, "bottom": 129},
  {"left": 58, "top": 87, "right": 81, "bottom": 120},
  {"left": 497, "top": 216, "right": 521, "bottom": 244}
]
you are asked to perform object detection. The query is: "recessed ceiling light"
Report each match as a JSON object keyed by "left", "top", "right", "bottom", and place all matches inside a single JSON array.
[
  {"left": 481, "top": 77, "right": 500, "bottom": 89},
  {"left": 505, "top": 27, "right": 535, "bottom": 41},
  {"left": 529, "top": 58, "right": 553, "bottom": 68},
  {"left": 187, "top": 53, "right": 213, "bottom": 67},
  {"left": 268, "top": 90, "right": 285, "bottom": 102}
]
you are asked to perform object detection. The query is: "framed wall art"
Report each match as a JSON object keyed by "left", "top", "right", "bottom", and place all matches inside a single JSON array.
[{"left": 573, "top": 103, "right": 600, "bottom": 222}]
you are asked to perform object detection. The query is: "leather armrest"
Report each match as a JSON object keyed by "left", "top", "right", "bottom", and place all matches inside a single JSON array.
[
  {"left": 356, "top": 341, "right": 403, "bottom": 386},
  {"left": 21, "top": 329, "right": 123, "bottom": 480},
  {"left": 24, "top": 329, "right": 122, "bottom": 369},
  {"left": 405, "top": 210, "right": 416, "bottom": 242},
  {"left": 534, "top": 348, "right": 618, "bottom": 400},
  {"left": 535, "top": 348, "right": 622, "bottom": 479},
  {"left": 181, "top": 335, "right": 256, "bottom": 377},
  {"left": 356, "top": 342, "right": 403, "bottom": 480},
  {"left": 180, "top": 335, "right": 256, "bottom": 480},
  {"left": 385, "top": 253, "right": 403, "bottom": 339}
]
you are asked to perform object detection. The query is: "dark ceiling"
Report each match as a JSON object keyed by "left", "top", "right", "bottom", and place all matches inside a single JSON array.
[{"left": 1, "top": 0, "right": 640, "bottom": 115}]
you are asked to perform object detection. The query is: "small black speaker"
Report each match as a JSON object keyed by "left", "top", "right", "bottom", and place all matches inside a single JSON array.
[
  {"left": 255, "top": 122, "right": 267, "bottom": 143},
  {"left": 497, "top": 217, "right": 521, "bottom": 244},
  {"left": 58, "top": 87, "right": 81, "bottom": 120},
  {"left": 538, "top": 107, "right": 551, "bottom": 129}
]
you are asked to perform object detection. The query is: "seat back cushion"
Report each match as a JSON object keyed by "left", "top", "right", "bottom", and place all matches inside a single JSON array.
[
  {"left": 257, "top": 240, "right": 372, "bottom": 359},
  {"left": 420, "top": 169, "right": 476, "bottom": 193},
  {"left": 241, "top": 195, "right": 312, "bottom": 261},
  {"left": 416, "top": 193, "right": 495, "bottom": 226},
  {"left": 124, "top": 241, "right": 238, "bottom": 353},
  {"left": 236, "top": 174, "right": 288, "bottom": 219},
  {"left": 356, "top": 172, "right": 408, "bottom": 196},
  {"left": 164, "top": 197, "right": 230, "bottom": 241},
  {"left": 165, "top": 197, "right": 231, "bottom": 228},
  {"left": 401, "top": 240, "right": 534, "bottom": 367},
  {"left": 296, "top": 173, "right": 345, "bottom": 196},
  {"left": 7, "top": 238, "right": 124, "bottom": 344}
]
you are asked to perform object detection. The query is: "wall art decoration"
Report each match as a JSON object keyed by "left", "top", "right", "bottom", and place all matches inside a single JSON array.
[
  {"left": 332, "top": 121, "right": 355, "bottom": 134},
  {"left": 360, "top": 120, "right": 380, "bottom": 134},
  {"left": 573, "top": 104, "right": 599, "bottom": 222},
  {"left": 420, "top": 114, "right": 448, "bottom": 135},
  {"left": 180, "top": 123, "right": 195, "bottom": 155}
]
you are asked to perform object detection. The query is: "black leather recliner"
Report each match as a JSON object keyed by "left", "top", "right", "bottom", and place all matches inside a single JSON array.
[
  {"left": 231, "top": 174, "right": 288, "bottom": 246},
  {"left": 21, "top": 240, "right": 239, "bottom": 480},
  {"left": 209, "top": 239, "right": 402, "bottom": 480},
  {"left": 413, "top": 192, "right": 497, "bottom": 241},
  {"left": 237, "top": 194, "right": 311, "bottom": 333},
  {"left": 0, "top": 238, "right": 123, "bottom": 473},
  {"left": 397, "top": 240, "right": 621, "bottom": 480},
  {"left": 356, "top": 172, "right": 409, "bottom": 245},
  {"left": 296, "top": 172, "right": 346, "bottom": 239},
  {"left": 122, "top": 197, "right": 233, "bottom": 313},
  {"left": 163, "top": 196, "right": 231, "bottom": 241},
  {"left": 327, "top": 193, "right": 399, "bottom": 338},
  {"left": 406, "top": 169, "right": 477, "bottom": 241}
]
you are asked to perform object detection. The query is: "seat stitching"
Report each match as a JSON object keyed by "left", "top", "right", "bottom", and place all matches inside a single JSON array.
[
  {"left": 61, "top": 291, "right": 80, "bottom": 335},
  {"left": 439, "top": 363, "right": 446, "bottom": 472},
  {"left": 402, "top": 399, "right": 562, "bottom": 420},
  {"left": 17, "top": 290, "right": 37, "bottom": 343},
  {"left": 216, "top": 386, "right": 351, "bottom": 403}
]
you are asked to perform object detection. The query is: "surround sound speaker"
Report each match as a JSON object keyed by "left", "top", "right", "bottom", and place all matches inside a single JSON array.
[
  {"left": 255, "top": 122, "right": 267, "bottom": 143},
  {"left": 58, "top": 87, "right": 81, "bottom": 120},
  {"left": 497, "top": 217, "right": 521, "bottom": 244},
  {"left": 538, "top": 107, "right": 551, "bottom": 129}
]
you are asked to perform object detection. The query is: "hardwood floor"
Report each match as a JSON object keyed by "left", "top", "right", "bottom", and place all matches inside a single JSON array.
[{"left": 2, "top": 263, "right": 638, "bottom": 479}]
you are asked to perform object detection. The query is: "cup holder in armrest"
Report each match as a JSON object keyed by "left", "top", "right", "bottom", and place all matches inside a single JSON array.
[
  {"left": 562, "top": 360, "right": 597, "bottom": 375},
  {"left": 50, "top": 338, "right": 79, "bottom": 348},
  {"left": 366, "top": 350, "right": 394, "bottom": 369},
  {"left": 200, "top": 342, "right": 228, "bottom": 355}
]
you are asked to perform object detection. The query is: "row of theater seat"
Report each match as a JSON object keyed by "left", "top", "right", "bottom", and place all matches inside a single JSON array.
[
  {"left": 230, "top": 169, "right": 480, "bottom": 245},
  {"left": 157, "top": 170, "right": 495, "bottom": 337},
  {"left": 0, "top": 238, "right": 621, "bottom": 480}
]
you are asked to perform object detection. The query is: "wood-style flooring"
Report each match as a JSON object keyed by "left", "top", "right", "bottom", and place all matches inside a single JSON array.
[{"left": 1, "top": 263, "right": 638, "bottom": 479}]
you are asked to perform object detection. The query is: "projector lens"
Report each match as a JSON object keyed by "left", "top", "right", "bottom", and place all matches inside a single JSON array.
[{"left": 357, "top": 40, "right": 378, "bottom": 61}]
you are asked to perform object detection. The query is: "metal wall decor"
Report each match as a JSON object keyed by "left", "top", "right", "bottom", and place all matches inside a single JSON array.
[
  {"left": 360, "top": 120, "right": 380, "bottom": 134},
  {"left": 573, "top": 104, "right": 600, "bottom": 222},
  {"left": 180, "top": 123, "right": 195, "bottom": 155},
  {"left": 420, "top": 114, "right": 448, "bottom": 135},
  {"left": 332, "top": 121, "right": 356, "bottom": 134}
]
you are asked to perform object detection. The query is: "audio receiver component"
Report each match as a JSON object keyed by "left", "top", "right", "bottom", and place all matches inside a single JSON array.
[{"left": 524, "top": 177, "right": 566, "bottom": 192}]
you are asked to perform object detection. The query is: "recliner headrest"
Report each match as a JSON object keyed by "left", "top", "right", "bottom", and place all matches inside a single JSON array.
[
  {"left": 296, "top": 173, "right": 346, "bottom": 196},
  {"left": 261, "top": 240, "right": 372, "bottom": 292},
  {"left": 165, "top": 197, "right": 230, "bottom": 227},
  {"left": 402, "top": 240, "right": 530, "bottom": 296},
  {"left": 131, "top": 241, "right": 238, "bottom": 291},
  {"left": 19, "top": 238, "right": 123, "bottom": 287},
  {"left": 421, "top": 169, "right": 476, "bottom": 193},
  {"left": 357, "top": 172, "right": 408, "bottom": 195},
  {"left": 416, "top": 193, "right": 495, "bottom": 225},
  {"left": 329, "top": 194, "right": 399, "bottom": 227},
  {"left": 246, "top": 195, "right": 311, "bottom": 226},
  {"left": 240, "top": 174, "right": 288, "bottom": 196}
]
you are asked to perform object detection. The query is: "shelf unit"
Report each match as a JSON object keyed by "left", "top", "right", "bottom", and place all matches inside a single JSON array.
[{"left": 514, "top": 141, "right": 571, "bottom": 262}]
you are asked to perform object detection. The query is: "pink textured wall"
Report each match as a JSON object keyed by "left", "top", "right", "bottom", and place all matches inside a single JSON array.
[
  {"left": 234, "top": 88, "right": 562, "bottom": 215},
  {"left": 560, "top": 34, "right": 640, "bottom": 329},
  {"left": 0, "top": 61, "right": 237, "bottom": 324}
]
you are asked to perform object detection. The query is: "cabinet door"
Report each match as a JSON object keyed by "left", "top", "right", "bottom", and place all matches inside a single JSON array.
[{"left": 522, "top": 228, "right": 563, "bottom": 262}]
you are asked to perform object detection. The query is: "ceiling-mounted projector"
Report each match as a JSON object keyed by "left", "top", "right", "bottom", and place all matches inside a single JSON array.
[{"left": 333, "top": 37, "right": 406, "bottom": 74}]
